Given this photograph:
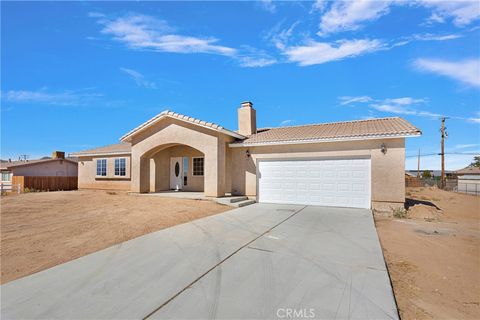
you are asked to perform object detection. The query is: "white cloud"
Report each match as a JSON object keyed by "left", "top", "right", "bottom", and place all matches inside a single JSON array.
[
  {"left": 467, "top": 116, "right": 480, "bottom": 123},
  {"left": 92, "top": 12, "right": 277, "bottom": 68},
  {"left": 425, "top": 12, "right": 445, "bottom": 24},
  {"left": 414, "top": 58, "right": 480, "bottom": 87},
  {"left": 94, "top": 13, "right": 236, "bottom": 56},
  {"left": 370, "top": 103, "right": 440, "bottom": 118},
  {"left": 266, "top": 21, "right": 301, "bottom": 51},
  {"left": 280, "top": 119, "right": 294, "bottom": 126},
  {"left": 236, "top": 46, "right": 277, "bottom": 67},
  {"left": 316, "top": 1, "right": 479, "bottom": 36},
  {"left": 2, "top": 88, "right": 102, "bottom": 106},
  {"left": 410, "top": 33, "right": 463, "bottom": 41},
  {"left": 384, "top": 97, "right": 427, "bottom": 105},
  {"left": 311, "top": 0, "right": 328, "bottom": 13},
  {"left": 238, "top": 56, "right": 277, "bottom": 68},
  {"left": 258, "top": 0, "right": 276, "bottom": 13},
  {"left": 339, "top": 96, "right": 373, "bottom": 105},
  {"left": 119, "top": 67, "right": 157, "bottom": 89},
  {"left": 371, "top": 103, "right": 415, "bottom": 115},
  {"left": 317, "top": 0, "right": 393, "bottom": 36},
  {"left": 340, "top": 95, "right": 443, "bottom": 119},
  {"left": 454, "top": 144, "right": 480, "bottom": 149},
  {"left": 284, "top": 38, "right": 383, "bottom": 66},
  {"left": 418, "top": 0, "right": 480, "bottom": 26}
]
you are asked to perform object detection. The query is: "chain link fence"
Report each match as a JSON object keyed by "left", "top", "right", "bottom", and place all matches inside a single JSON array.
[{"left": 406, "top": 177, "right": 480, "bottom": 196}]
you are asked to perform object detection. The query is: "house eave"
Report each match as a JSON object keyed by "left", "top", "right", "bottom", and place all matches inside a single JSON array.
[
  {"left": 5, "top": 158, "right": 78, "bottom": 169},
  {"left": 228, "top": 132, "right": 421, "bottom": 148},
  {"left": 70, "top": 151, "right": 132, "bottom": 157}
]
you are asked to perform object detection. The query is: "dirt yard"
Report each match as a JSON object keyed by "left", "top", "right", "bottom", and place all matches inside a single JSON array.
[
  {"left": 376, "top": 187, "right": 480, "bottom": 319},
  {"left": 0, "top": 190, "right": 229, "bottom": 284}
]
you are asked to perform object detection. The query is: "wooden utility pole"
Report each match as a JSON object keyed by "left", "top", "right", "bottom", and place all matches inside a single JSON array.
[
  {"left": 417, "top": 149, "right": 421, "bottom": 178},
  {"left": 440, "top": 117, "right": 447, "bottom": 189}
]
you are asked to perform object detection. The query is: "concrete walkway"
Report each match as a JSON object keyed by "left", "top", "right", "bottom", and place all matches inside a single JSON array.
[{"left": 1, "top": 204, "right": 398, "bottom": 320}]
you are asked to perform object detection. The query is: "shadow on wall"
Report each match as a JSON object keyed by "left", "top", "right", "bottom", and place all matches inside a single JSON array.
[{"left": 231, "top": 153, "right": 255, "bottom": 196}]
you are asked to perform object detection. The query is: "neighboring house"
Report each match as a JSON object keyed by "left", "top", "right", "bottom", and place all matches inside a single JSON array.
[
  {"left": 457, "top": 175, "right": 480, "bottom": 196},
  {"left": 454, "top": 166, "right": 480, "bottom": 176},
  {"left": 72, "top": 101, "right": 421, "bottom": 210},
  {"left": 406, "top": 170, "right": 454, "bottom": 179},
  {"left": 455, "top": 167, "right": 480, "bottom": 196},
  {"left": 3, "top": 152, "right": 78, "bottom": 178},
  {"left": 405, "top": 171, "right": 417, "bottom": 177},
  {"left": 0, "top": 162, "right": 13, "bottom": 184}
]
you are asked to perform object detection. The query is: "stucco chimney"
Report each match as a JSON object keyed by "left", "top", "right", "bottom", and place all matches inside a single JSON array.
[{"left": 238, "top": 101, "right": 256, "bottom": 136}]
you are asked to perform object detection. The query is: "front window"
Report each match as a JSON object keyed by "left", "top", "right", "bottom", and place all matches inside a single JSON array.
[
  {"left": 96, "top": 159, "right": 107, "bottom": 176},
  {"left": 193, "top": 157, "right": 204, "bottom": 176},
  {"left": 114, "top": 158, "right": 126, "bottom": 176},
  {"left": 1, "top": 172, "right": 11, "bottom": 182}
]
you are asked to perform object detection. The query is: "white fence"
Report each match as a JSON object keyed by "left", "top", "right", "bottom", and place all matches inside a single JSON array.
[{"left": 0, "top": 182, "right": 21, "bottom": 195}]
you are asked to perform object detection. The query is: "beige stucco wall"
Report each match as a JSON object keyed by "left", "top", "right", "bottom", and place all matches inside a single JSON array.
[
  {"left": 229, "top": 138, "right": 406, "bottom": 209},
  {"left": 149, "top": 145, "right": 205, "bottom": 192},
  {"left": 129, "top": 117, "right": 234, "bottom": 197},
  {"left": 11, "top": 160, "right": 78, "bottom": 177},
  {"left": 77, "top": 155, "right": 131, "bottom": 190},
  {"left": 238, "top": 105, "right": 256, "bottom": 136}
]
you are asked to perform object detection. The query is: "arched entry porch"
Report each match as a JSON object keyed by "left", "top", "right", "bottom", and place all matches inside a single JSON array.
[
  {"left": 125, "top": 114, "right": 234, "bottom": 197},
  {"left": 145, "top": 144, "right": 206, "bottom": 193},
  {"left": 131, "top": 140, "right": 228, "bottom": 197}
]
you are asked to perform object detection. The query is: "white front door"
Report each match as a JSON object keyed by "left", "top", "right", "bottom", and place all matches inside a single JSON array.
[
  {"left": 170, "top": 157, "right": 183, "bottom": 190},
  {"left": 258, "top": 158, "right": 371, "bottom": 209}
]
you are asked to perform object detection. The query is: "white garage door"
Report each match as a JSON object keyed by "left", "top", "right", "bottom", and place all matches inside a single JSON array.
[{"left": 258, "top": 158, "right": 371, "bottom": 209}]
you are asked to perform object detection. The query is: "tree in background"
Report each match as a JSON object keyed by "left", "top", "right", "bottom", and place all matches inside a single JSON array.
[
  {"left": 470, "top": 156, "right": 480, "bottom": 167},
  {"left": 422, "top": 170, "right": 432, "bottom": 178}
]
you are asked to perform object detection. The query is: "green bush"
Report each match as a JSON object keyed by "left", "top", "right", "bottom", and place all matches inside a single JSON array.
[{"left": 392, "top": 207, "right": 408, "bottom": 219}]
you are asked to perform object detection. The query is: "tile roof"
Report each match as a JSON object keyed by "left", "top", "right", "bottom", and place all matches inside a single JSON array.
[
  {"left": 120, "top": 110, "right": 245, "bottom": 142},
  {"left": 233, "top": 117, "right": 421, "bottom": 146},
  {"left": 70, "top": 142, "right": 131, "bottom": 156}
]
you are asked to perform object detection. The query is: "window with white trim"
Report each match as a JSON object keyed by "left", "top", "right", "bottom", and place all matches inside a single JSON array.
[
  {"left": 114, "top": 158, "right": 126, "bottom": 176},
  {"left": 192, "top": 157, "right": 204, "bottom": 176},
  {"left": 96, "top": 159, "right": 107, "bottom": 176},
  {"left": 1, "top": 172, "right": 11, "bottom": 182}
]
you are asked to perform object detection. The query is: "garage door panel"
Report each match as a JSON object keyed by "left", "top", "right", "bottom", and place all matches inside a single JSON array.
[{"left": 258, "top": 158, "right": 371, "bottom": 209}]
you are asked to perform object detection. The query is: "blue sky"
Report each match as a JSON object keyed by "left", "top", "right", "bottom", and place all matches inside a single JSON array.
[{"left": 1, "top": 1, "right": 479, "bottom": 170}]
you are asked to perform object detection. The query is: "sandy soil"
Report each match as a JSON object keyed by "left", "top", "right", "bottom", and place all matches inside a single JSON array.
[
  {"left": 0, "top": 190, "right": 229, "bottom": 284},
  {"left": 376, "top": 187, "right": 480, "bottom": 319}
]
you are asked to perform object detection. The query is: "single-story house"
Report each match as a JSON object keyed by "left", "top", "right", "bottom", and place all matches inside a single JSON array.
[
  {"left": 454, "top": 166, "right": 480, "bottom": 176},
  {"left": 72, "top": 101, "right": 421, "bottom": 210},
  {"left": 457, "top": 175, "right": 480, "bottom": 196},
  {"left": 405, "top": 169, "right": 454, "bottom": 179},
  {"left": 1, "top": 152, "right": 78, "bottom": 182}
]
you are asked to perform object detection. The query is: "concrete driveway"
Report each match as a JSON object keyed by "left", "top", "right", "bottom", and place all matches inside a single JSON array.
[{"left": 1, "top": 204, "right": 398, "bottom": 320}]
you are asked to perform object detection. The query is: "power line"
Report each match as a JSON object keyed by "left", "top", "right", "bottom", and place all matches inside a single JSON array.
[{"left": 405, "top": 152, "right": 479, "bottom": 158}]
